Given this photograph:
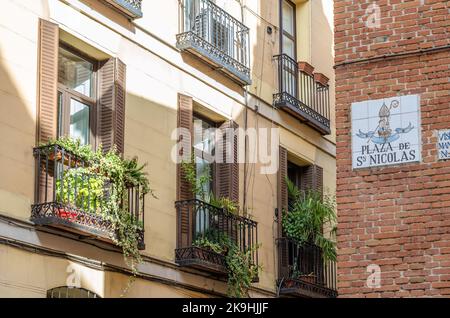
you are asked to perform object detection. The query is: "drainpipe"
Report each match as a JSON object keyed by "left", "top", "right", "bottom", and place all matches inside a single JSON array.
[{"left": 239, "top": 0, "right": 250, "bottom": 216}]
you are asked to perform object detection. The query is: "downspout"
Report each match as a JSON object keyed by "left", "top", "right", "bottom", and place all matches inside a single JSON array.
[{"left": 239, "top": 0, "right": 250, "bottom": 216}]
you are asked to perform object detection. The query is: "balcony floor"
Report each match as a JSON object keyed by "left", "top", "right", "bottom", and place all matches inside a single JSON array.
[
  {"left": 31, "top": 202, "right": 145, "bottom": 250},
  {"left": 176, "top": 31, "right": 252, "bottom": 86},
  {"left": 278, "top": 278, "right": 338, "bottom": 298},
  {"left": 274, "top": 92, "right": 331, "bottom": 135},
  {"left": 175, "top": 246, "right": 228, "bottom": 275}
]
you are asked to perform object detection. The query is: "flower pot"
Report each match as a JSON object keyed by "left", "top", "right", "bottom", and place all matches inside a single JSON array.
[
  {"left": 313, "top": 73, "right": 330, "bottom": 86},
  {"left": 57, "top": 208, "right": 78, "bottom": 222},
  {"left": 299, "top": 274, "right": 316, "bottom": 284},
  {"left": 298, "top": 61, "right": 315, "bottom": 76},
  {"left": 284, "top": 279, "right": 295, "bottom": 288}
]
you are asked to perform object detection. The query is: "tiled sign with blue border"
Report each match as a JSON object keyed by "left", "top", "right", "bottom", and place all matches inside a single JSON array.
[
  {"left": 438, "top": 130, "right": 450, "bottom": 160},
  {"left": 352, "top": 95, "right": 421, "bottom": 169}
]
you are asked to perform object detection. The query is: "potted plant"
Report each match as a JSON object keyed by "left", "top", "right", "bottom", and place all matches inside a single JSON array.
[
  {"left": 282, "top": 178, "right": 337, "bottom": 263},
  {"left": 298, "top": 61, "right": 315, "bottom": 76},
  {"left": 314, "top": 72, "right": 330, "bottom": 86}
]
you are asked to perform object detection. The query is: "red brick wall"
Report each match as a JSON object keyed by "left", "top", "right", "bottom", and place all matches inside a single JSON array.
[{"left": 334, "top": 0, "right": 450, "bottom": 297}]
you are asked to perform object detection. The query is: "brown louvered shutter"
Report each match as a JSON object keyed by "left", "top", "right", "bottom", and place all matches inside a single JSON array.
[
  {"left": 278, "top": 146, "right": 288, "bottom": 235},
  {"left": 300, "top": 165, "right": 323, "bottom": 197},
  {"left": 215, "top": 120, "right": 239, "bottom": 204},
  {"left": 176, "top": 94, "right": 194, "bottom": 248},
  {"left": 98, "top": 58, "right": 126, "bottom": 154},
  {"left": 177, "top": 94, "right": 194, "bottom": 201},
  {"left": 215, "top": 120, "right": 239, "bottom": 243},
  {"left": 37, "top": 19, "right": 59, "bottom": 144},
  {"left": 36, "top": 19, "right": 59, "bottom": 204}
]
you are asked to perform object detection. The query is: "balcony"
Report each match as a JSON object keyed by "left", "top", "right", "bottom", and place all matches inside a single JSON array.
[
  {"left": 175, "top": 199, "right": 258, "bottom": 277},
  {"left": 31, "top": 145, "right": 145, "bottom": 250},
  {"left": 103, "top": 0, "right": 143, "bottom": 19},
  {"left": 176, "top": 0, "right": 251, "bottom": 85},
  {"left": 273, "top": 54, "right": 331, "bottom": 135},
  {"left": 277, "top": 238, "right": 337, "bottom": 298}
]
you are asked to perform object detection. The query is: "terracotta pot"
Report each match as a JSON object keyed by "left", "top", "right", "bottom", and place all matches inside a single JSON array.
[
  {"left": 314, "top": 73, "right": 330, "bottom": 86},
  {"left": 284, "top": 279, "right": 295, "bottom": 288},
  {"left": 298, "top": 61, "right": 315, "bottom": 76},
  {"left": 57, "top": 208, "right": 78, "bottom": 222},
  {"left": 299, "top": 275, "right": 316, "bottom": 284}
]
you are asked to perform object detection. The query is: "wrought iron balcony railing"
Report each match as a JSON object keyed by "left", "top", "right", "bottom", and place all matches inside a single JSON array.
[
  {"left": 31, "top": 145, "right": 145, "bottom": 250},
  {"left": 103, "top": 0, "right": 143, "bottom": 19},
  {"left": 273, "top": 54, "right": 331, "bottom": 135},
  {"left": 277, "top": 238, "right": 337, "bottom": 298},
  {"left": 175, "top": 199, "right": 258, "bottom": 276},
  {"left": 177, "top": 0, "right": 251, "bottom": 85}
]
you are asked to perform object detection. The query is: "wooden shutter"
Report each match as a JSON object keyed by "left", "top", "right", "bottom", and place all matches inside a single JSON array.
[
  {"left": 278, "top": 146, "right": 288, "bottom": 235},
  {"left": 300, "top": 165, "right": 324, "bottom": 197},
  {"left": 37, "top": 19, "right": 59, "bottom": 204},
  {"left": 176, "top": 94, "right": 194, "bottom": 201},
  {"left": 215, "top": 120, "right": 239, "bottom": 204},
  {"left": 176, "top": 94, "right": 194, "bottom": 248},
  {"left": 37, "top": 19, "right": 59, "bottom": 144},
  {"left": 98, "top": 58, "right": 126, "bottom": 154}
]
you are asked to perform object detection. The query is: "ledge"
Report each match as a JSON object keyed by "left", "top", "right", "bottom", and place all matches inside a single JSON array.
[
  {"left": 176, "top": 32, "right": 252, "bottom": 86},
  {"left": 103, "top": 0, "right": 143, "bottom": 19},
  {"left": 274, "top": 92, "right": 331, "bottom": 135}
]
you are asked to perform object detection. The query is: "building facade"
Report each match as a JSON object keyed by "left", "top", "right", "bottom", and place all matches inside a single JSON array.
[
  {"left": 335, "top": 1, "right": 450, "bottom": 297},
  {"left": 0, "top": 0, "right": 336, "bottom": 298}
]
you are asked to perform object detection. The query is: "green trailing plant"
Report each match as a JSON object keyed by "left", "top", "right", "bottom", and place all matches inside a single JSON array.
[
  {"left": 182, "top": 158, "right": 260, "bottom": 298},
  {"left": 55, "top": 168, "right": 104, "bottom": 212},
  {"left": 282, "top": 178, "right": 337, "bottom": 262},
  {"left": 42, "top": 137, "right": 155, "bottom": 283},
  {"left": 180, "top": 159, "right": 238, "bottom": 214}
]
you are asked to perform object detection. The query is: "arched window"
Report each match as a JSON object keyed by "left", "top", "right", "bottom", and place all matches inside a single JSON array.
[{"left": 47, "top": 286, "right": 100, "bottom": 298}]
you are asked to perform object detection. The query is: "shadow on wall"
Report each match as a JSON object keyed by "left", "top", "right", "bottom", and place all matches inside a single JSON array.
[
  {"left": 0, "top": 48, "right": 36, "bottom": 219},
  {"left": 80, "top": 0, "right": 137, "bottom": 32}
]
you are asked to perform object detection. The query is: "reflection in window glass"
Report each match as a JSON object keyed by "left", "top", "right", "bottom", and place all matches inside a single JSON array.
[
  {"left": 193, "top": 118, "right": 215, "bottom": 156},
  {"left": 282, "top": 36, "right": 295, "bottom": 59},
  {"left": 58, "top": 48, "right": 94, "bottom": 98},
  {"left": 282, "top": 1, "right": 295, "bottom": 35},
  {"left": 193, "top": 116, "right": 215, "bottom": 235},
  {"left": 70, "top": 99, "right": 90, "bottom": 145}
]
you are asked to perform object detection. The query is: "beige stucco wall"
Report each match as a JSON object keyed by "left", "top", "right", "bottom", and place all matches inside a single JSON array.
[{"left": 0, "top": 0, "right": 335, "bottom": 297}]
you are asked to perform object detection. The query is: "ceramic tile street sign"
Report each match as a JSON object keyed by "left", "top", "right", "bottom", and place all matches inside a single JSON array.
[
  {"left": 352, "top": 95, "right": 421, "bottom": 169},
  {"left": 437, "top": 130, "right": 450, "bottom": 160}
]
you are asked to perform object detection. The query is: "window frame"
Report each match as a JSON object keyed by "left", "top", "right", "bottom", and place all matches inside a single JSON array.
[
  {"left": 57, "top": 42, "right": 98, "bottom": 148},
  {"left": 279, "top": 0, "right": 297, "bottom": 60}
]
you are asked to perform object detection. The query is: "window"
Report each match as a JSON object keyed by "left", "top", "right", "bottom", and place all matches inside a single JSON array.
[
  {"left": 57, "top": 45, "right": 96, "bottom": 146},
  {"left": 47, "top": 286, "right": 100, "bottom": 298},
  {"left": 192, "top": 114, "right": 217, "bottom": 234},
  {"left": 281, "top": 0, "right": 296, "bottom": 59},
  {"left": 288, "top": 161, "right": 303, "bottom": 209},
  {"left": 280, "top": 0, "right": 297, "bottom": 98},
  {"left": 193, "top": 114, "right": 216, "bottom": 201}
]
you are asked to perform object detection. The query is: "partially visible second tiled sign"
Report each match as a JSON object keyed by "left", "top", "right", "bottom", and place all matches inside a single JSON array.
[{"left": 438, "top": 130, "right": 450, "bottom": 160}]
